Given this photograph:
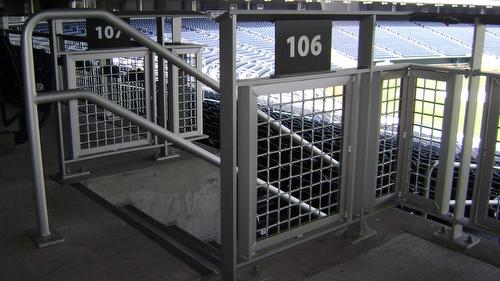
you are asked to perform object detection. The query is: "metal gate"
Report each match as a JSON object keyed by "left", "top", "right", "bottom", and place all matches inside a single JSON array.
[
  {"left": 373, "top": 71, "right": 407, "bottom": 206},
  {"left": 475, "top": 76, "right": 500, "bottom": 232},
  {"left": 400, "top": 69, "right": 464, "bottom": 214},
  {"left": 167, "top": 45, "right": 204, "bottom": 138},
  {"left": 63, "top": 48, "right": 152, "bottom": 158},
  {"left": 237, "top": 74, "right": 353, "bottom": 259}
]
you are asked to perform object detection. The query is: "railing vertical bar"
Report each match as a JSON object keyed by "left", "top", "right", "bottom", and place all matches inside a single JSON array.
[
  {"left": 49, "top": 19, "right": 67, "bottom": 178},
  {"left": 219, "top": 13, "right": 237, "bottom": 281},
  {"left": 435, "top": 73, "right": 463, "bottom": 214},
  {"left": 452, "top": 20, "right": 485, "bottom": 239},
  {"left": 156, "top": 16, "right": 169, "bottom": 156},
  {"left": 237, "top": 85, "right": 257, "bottom": 261}
]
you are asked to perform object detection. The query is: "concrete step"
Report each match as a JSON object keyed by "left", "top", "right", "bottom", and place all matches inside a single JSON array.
[
  {"left": 122, "top": 204, "right": 222, "bottom": 267},
  {"left": 118, "top": 204, "right": 220, "bottom": 276}
]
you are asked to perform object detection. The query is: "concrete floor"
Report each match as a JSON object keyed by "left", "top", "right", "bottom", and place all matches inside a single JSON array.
[{"left": 1, "top": 115, "right": 500, "bottom": 281}]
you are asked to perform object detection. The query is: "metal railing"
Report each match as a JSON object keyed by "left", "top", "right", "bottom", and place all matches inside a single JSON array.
[
  {"left": 21, "top": 8, "right": 220, "bottom": 243},
  {"left": 19, "top": 9, "right": 500, "bottom": 281},
  {"left": 21, "top": 8, "right": 329, "bottom": 249}
]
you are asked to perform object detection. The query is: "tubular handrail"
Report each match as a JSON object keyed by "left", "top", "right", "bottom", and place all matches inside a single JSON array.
[
  {"left": 36, "top": 90, "right": 326, "bottom": 218},
  {"left": 20, "top": 9, "right": 221, "bottom": 239}
]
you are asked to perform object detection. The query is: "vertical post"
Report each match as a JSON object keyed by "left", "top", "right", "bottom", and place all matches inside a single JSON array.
[
  {"left": 452, "top": 20, "right": 485, "bottom": 239},
  {"left": 237, "top": 86, "right": 257, "bottom": 261},
  {"left": 137, "top": 0, "right": 143, "bottom": 11},
  {"left": 171, "top": 17, "right": 182, "bottom": 43},
  {"left": 219, "top": 12, "right": 237, "bottom": 281},
  {"left": 399, "top": 71, "right": 416, "bottom": 198},
  {"left": 1, "top": 17, "right": 8, "bottom": 35},
  {"left": 435, "top": 73, "right": 462, "bottom": 214},
  {"left": 49, "top": 20, "right": 67, "bottom": 179},
  {"left": 166, "top": 17, "right": 182, "bottom": 135},
  {"left": 344, "top": 15, "right": 377, "bottom": 241},
  {"left": 22, "top": 16, "right": 63, "bottom": 247},
  {"left": 156, "top": 16, "right": 169, "bottom": 157}
]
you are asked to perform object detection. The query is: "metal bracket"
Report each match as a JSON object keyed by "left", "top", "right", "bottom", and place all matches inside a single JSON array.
[{"left": 433, "top": 226, "right": 480, "bottom": 250}]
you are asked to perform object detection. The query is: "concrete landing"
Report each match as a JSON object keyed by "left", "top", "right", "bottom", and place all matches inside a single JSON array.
[
  {"left": 83, "top": 150, "right": 221, "bottom": 243},
  {"left": 302, "top": 233, "right": 500, "bottom": 281}
]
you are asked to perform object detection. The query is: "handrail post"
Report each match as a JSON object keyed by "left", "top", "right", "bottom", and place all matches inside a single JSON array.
[{"left": 22, "top": 14, "right": 64, "bottom": 248}]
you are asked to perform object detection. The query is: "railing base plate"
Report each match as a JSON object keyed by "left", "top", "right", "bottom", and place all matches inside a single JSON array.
[
  {"left": 343, "top": 222, "right": 377, "bottom": 245},
  {"left": 433, "top": 227, "right": 480, "bottom": 250},
  {"left": 26, "top": 227, "right": 64, "bottom": 248}
]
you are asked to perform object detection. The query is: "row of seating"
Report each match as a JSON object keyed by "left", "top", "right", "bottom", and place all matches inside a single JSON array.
[{"left": 8, "top": 18, "right": 500, "bottom": 79}]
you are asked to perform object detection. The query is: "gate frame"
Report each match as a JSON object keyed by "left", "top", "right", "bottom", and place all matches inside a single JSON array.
[
  {"left": 399, "top": 69, "right": 463, "bottom": 215},
  {"left": 62, "top": 47, "right": 153, "bottom": 159},
  {"left": 236, "top": 73, "right": 354, "bottom": 261},
  {"left": 372, "top": 69, "right": 410, "bottom": 208},
  {"left": 473, "top": 76, "right": 500, "bottom": 232}
]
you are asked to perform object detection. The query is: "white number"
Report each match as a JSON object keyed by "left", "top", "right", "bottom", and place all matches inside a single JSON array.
[
  {"left": 297, "top": 35, "right": 309, "bottom": 57},
  {"left": 311, "top": 35, "right": 322, "bottom": 56},
  {"left": 95, "top": 26, "right": 103, "bottom": 39},
  {"left": 104, "top": 26, "right": 113, "bottom": 39},
  {"left": 95, "top": 25, "right": 121, "bottom": 39},
  {"left": 285, "top": 35, "right": 322, "bottom": 58},
  {"left": 286, "top": 36, "right": 295, "bottom": 58}
]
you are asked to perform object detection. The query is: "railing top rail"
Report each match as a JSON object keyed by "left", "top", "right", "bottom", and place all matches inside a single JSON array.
[
  {"left": 21, "top": 9, "right": 220, "bottom": 94},
  {"left": 236, "top": 64, "right": 415, "bottom": 87}
]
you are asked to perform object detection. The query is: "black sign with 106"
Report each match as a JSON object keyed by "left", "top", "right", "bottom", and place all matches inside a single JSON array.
[{"left": 275, "top": 20, "right": 332, "bottom": 76}]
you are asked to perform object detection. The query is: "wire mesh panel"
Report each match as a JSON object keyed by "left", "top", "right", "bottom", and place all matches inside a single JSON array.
[
  {"left": 252, "top": 82, "right": 346, "bottom": 242},
  {"left": 168, "top": 47, "right": 203, "bottom": 138},
  {"left": 376, "top": 78, "right": 402, "bottom": 198},
  {"left": 487, "top": 115, "right": 500, "bottom": 220},
  {"left": 65, "top": 50, "right": 151, "bottom": 157},
  {"left": 177, "top": 53, "right": 199, "bottom": 134},
  {"left": 407, "top": 77, "right": 447, "bottom": 200}
]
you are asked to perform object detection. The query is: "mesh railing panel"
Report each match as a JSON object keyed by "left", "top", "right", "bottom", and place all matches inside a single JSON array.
[
  {"left": 487, "top": 115, "right": 500, "bottom": 220},
  {"left": 408, "top": 78, "right": 447, "bottom": 199},
  {"left": 74, "top": 56, "right": 148, "bottom": 153},
  {"left": 177, "top": 53, "right": 199, "bottom": 134},
  {"left": 255, "top": 85, "right": 344, "bottom": 240},
  {"left": 377, "top": 78, "right": 402, "bottom": 198}
]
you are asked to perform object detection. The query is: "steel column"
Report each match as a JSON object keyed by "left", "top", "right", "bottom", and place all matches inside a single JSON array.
[
  {"left": 219, "top": 13, "right": 237, "bottom": 281},
  {"left": 156, "top": 16, "right": 169, "bottom": 155},
  {"left": 452, "top": 20, "right": 485, "bottom": 239},
  {"left": 345, "top": 15, "right": 377, "bottom": 239},
  {"left": 172, "top": 17, "right": 182, "bottom": 44}
]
